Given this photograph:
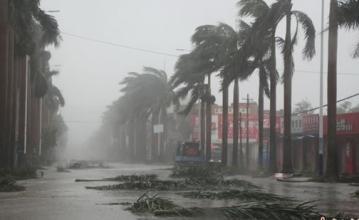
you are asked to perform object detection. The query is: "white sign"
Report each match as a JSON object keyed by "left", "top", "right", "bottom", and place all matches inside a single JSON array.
[{"left": 154, "top": 124, "right": 164, "bottom": 134}]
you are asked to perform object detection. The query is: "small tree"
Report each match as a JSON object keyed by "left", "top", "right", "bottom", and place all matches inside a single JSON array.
[
  {"left": 293, "top": 99, "right": 313, "bottom": 114},
  {"left": 337, "top": 101, "right": 352, "bottom": 113}
]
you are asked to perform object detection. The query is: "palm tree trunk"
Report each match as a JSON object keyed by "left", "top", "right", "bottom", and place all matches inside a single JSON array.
[
  {"left": 222, "top": 85, "right": 228, "bottom": 166},
  {"left": 269, "top": 35, "right": 278, "bottom": 174},
  {"left": 137, "top": 117, "right": 147, "bottom": 162},
  {"left": 0, "top": 2, "right": 10, "bottom": 167},
  {"left": 239, "top": 112, "right": 244, "bottom": 170},
  {"left": 206, "top": 75, "right": 212, "bottom": 162},
  {"left": 232, "top": 78, "right": 239, "bottom": 167},
  {"left": 160, "top": 107, "right": 167, "bottom": 162},
  {"left": 200, "top": 94, "right": 205, "bottom": 154},
  {"left": 325, "top": 0, "right": 339, "bottom": 180},
  {"left": 258, "top": 68, "right": 265, "bottom": 171},
  {"left": 128, "top": 119, "right": 135, "bottom": 161},
  {"left": 282, "top": 11, "right": 294, "bottom": 174},
  {"left": 151, "top": 111, "right": 159, "bottom": 162}
]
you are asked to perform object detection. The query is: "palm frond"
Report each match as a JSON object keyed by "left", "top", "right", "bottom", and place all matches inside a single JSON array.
[
  {"left": 143, "top": 66, "right": 167, "bottom": 82},
  {"left": 292, "top": 10, "right": 316, "bottom": 59},
  {"left": 35, "top": 10, "right": 61, "bottom": 47},
  {"left": 191, "top": 25, "right": 218, "bottom": 46},
  {"left": 178, "top": 89, "right": 199, "bottom": 115},
  {"left": 237, "top": 0, "right": 269, "bottom": 18},
  {"left": 338, "top": 0, "right": 359, "bottom": 29},
  {"left": 51, "top": 86, "right": 65, "bottom": 107}
]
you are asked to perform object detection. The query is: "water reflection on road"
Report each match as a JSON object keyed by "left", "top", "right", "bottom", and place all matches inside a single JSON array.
[{"left": 0, "top": 163, "right": 358, "bottom": 220}]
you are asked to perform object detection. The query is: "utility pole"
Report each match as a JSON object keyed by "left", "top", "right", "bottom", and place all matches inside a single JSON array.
[
  {"left": 242, "top": 94, "right": 253, "bottom": 171},
  {"left": 318, "top": 0, "right": 325, "bottom": 176}
]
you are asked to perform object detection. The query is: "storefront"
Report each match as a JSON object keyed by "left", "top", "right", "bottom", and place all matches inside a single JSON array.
[{"left": 324, "top": 112, "right": 359, "bottom": 175}]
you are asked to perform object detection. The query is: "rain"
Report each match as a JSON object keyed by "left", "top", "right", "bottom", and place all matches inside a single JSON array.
[{"left": 1, "top": 0, "right": 359, "bottom": 219}]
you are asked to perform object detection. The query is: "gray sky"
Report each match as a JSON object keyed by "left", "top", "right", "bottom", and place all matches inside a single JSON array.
[{"left": 41, "top": 0, "right": 359, "bottom": 156}]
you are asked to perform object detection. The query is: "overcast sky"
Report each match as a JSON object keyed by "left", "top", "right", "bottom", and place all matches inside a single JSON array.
[{"left": 41, "top": 0, "right": 359, "bottom": 157}]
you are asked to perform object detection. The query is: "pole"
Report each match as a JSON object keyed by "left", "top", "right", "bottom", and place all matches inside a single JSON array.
[
  {"left": 246, "top": 94, "right": 250, "bottom": 170},
  {"left": 239, "top": 112, "right": 243, "bottom": 170},
  {"left": 158, "top": 109, "right": 161, "bottom": 160},
  {"left": 206, "top": 76, "right": 212, "bottom": 162},
  {"left": 318, "top": 0, "right": 325, "bottom": 176}
]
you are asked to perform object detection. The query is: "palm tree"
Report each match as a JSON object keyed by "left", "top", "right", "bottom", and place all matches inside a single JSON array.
[
  {"left": 280, "top": 0, "right": 316, "bottom": 173},
  {"left": 171, "top": 24, "right": 233, "bottom": 162},
  {"left": 238, "top": 0, "right": 279, "bottom": 173},
  {"left": 326, "top": 0, "right": 359, "bottom": 179},
  {"left": 170, "top": 53, "right": 206, "bottom": 156},
  {"left": 42, "top": 67, "right": 65, "bottom": 163},
  {"left": 325, "top": 0, "right": 339, "bottom": 180},
  {"left": 237, "top": 2, "right": 273, "bottom": 171},
  {"left": 9, "top": 2, "right": 61, "bottom": 102},
  {"left": 0, "top": 0, "right": 60, "bottom": 168},
  {"left": 120, "top": 67, "right": 179, "bottom": 162},
  {"left": 257, "top": 64, "right": 270, "bottom": 170},
  {"left": 238, "top": 0, "right": 316, "bottom": 173}
]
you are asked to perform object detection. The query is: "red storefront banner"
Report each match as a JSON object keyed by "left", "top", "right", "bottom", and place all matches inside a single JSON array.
[
  {"left": 324, "top": 112, "right": 359, "bottom": 136},
  {"left": 191, "top": 114, "right": 200, "bottom": 140},
  {"left": 303, "top": 114, "right": 319, "bottom": 134},
  {"left": 263, "top": 113, "right": 282, "bottom": 131},
  {"left": 217, "top": 114, "right": 258, "bottom": 140}
]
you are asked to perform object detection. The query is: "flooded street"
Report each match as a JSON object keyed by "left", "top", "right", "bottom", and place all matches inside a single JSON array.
[{"left": 0, "top": 163, "right": 358, "bottom": 220}]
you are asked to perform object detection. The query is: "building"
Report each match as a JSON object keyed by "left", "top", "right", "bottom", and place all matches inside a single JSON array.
[{"left": 188, "top": 101, "right": 359, "bottom": 175}]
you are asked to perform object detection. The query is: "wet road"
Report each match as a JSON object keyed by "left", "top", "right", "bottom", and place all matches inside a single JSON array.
[
  {"left": 0, "top": 163, "right": 358, "bottom": 220},
  {"left": 237, "top": 175, "right": 359, "bottom": 217}
]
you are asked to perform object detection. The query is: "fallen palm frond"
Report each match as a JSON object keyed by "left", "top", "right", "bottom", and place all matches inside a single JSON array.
[
  {"left": 127, "top": 192, "right": 177, "bottom": 213},
  {"left": 76, "top": 174, "right": 157, "bottom": 182},
  {"left": 127, "top": 193, "right": 321, "bottom": 219},
  {"left": 127, "top": 192, "right": 202, "bottom": 217},
  {"left": 218, "top": 202, "right": 321, "bottom": 219},
  {"left": 0, "top": 176, "right": 25, "bottom": 192},
  {"left": 86, "top": 179, "right": 188, "bottom": 191},
  {"left": 181, "top": 190, "right": 293, "bottom": 202},
  {"left": 222, "top": 179, "right": 261, "bottom": 189},
  {"left": 86, "top": 177, "right": 259, "bottom": 191},
  {"left": 171, "top": 164, "right": 223, "bottom": 179}
]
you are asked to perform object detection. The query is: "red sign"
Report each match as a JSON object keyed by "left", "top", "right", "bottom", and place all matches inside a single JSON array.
[
  {"left": 324, "top": 112, "right": 359, "bottom": 136},
  {"left": 217, "top": 114, "right": 258, "bottom": 140},
  {"left": 303, "top": 114, "right": 319, "bottom": 134},
  {"left": 263, "top": 113, "right": 281, "bottom": 131}
]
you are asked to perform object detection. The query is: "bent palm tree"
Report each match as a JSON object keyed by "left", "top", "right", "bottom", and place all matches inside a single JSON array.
[
  {"left": 121, "top": 67, "right": 179, "bottom": 162},
  {"left": 238, "top": 0, "right": 279, "bottom": 173},
  {"left": 280, "top": 0, "right": 316, "bottom": 173},
  {"left": 239, "top": 0, "right": 316, "bottom": 173},
  {"left": 171, "top": 24, "right": 232, "bottom": 162}
]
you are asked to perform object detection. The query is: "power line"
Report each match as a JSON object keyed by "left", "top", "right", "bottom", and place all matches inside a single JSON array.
[
  {"left": 294, "top": 69, "right": 359, "bottom": 76},
  {"left": 61, "top": 32, "right": 359, "bottom": 76},
  {"left": 61, "top": 31, "right": 179, "bottom": 58},
  {"left": 293, "top": 92, "right": 359, "bottom": 116}
]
